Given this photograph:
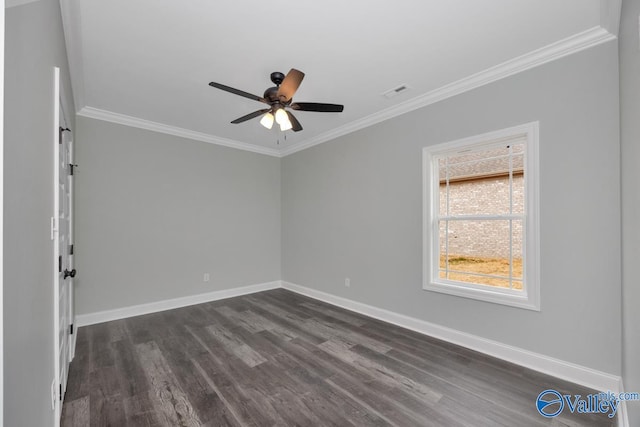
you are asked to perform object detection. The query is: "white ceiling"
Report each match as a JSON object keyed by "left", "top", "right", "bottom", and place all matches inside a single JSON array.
[{"left": 59, "top": 0, "right": 619, "bottom": 157}]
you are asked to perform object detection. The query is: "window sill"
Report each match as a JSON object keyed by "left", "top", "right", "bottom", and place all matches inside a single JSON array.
[{"left": 423, "top": 280, "right": 540, "bottom": 311}]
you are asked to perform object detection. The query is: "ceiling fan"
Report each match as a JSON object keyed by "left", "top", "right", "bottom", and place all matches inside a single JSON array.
[{"left": 208, "top": 69, "right": 344, "bottom": 132}]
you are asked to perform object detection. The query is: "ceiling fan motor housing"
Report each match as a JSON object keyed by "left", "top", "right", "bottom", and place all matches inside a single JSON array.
[
  {"left": 270, "top": 71, "right": 285, "bottom": 85},
  {"left": 263, "top": 86, "right": 281, "bottom": 104}
]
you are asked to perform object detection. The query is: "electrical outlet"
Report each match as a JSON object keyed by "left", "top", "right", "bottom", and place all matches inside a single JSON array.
[
  {"left": 51, "top": 379, "right": 56, "bottom": 410},
  {"left": 345, "top": 278, "right": 351, "bottom": 287},
  {"left": 203, "top": 273, "right": 210, "bottom": 282}
]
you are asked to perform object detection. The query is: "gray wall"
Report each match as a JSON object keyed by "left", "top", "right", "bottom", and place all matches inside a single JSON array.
[
  {"left": 74, "top": 117, "right": 281, "bottom": 314},
  {"left": 4, "top": 1, "right": 76, "bottom": 426},
  {"left": 620, "top": 0, "right": 640, "bottom": 423},
  {"left": 282, "top": 42, "right": 621, "bottom": 375}
]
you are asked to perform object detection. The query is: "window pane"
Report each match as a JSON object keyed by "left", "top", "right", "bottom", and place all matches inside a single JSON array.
[
  {"left": 511, "top": 142, "right": 525, "bottom": 155},
  {"left": 439, "top": 182, "right": 447, "bottom": 216},
  {"left": 512, "top": 219, "right": 523, "bottom": 280},
  {"left": 445, "top": 177, "right": 511, "bottom": 215},
  {"left": 445, "top": 146, "right": 511, "bottom": 165},
  {"left": 438, "top": 145, "right": 525, "bottom": 216},
  {"left": 439, "top": 220, "right": 448, "bottom": 261},
  {"left": 445, "top": 155, "right": 512, "bottom": 181},
  {"left": 444, "top": 271, "right": 513, "bottom": 289},
  {"left": 442, "top": 145, "right": 524, "bottom": 179},
  {"left": 438, "top": 219, "right": 522, "bottom": 289},
  {"left": 512, "top": 154, "right": 525, "bottom": 214},
  {"left": 438, "top": 157, "right": 448, "bottom": 183}
]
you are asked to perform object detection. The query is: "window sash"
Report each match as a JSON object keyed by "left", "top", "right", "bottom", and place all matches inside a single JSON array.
[
  {"left": 423, "top": 121, "right": 539, "bottom": 311},
  {"left": 435, "top": 142, "right": 524, "bottom": 290},
  {"left": 436, "top": 217, "right": 524, "bottom": 291}
]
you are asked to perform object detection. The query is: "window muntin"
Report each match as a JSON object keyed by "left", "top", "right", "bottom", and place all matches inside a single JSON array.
[{"left": 423, "top": 123, "right": 539, "bottom": 310}]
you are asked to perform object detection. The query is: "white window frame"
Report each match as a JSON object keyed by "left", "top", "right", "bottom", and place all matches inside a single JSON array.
[{"left": 422, "top": 122, "right": 540, "bottom": 311}]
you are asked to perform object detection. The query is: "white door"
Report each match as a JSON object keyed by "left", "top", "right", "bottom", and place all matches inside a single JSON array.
[
  {"left": 53, "top": 67, "right": 74, "bottom": 422},
  {"left": 66, "top": 133, "right": 76, "bottom": 362},
  {"left": 58, "top": 119, "right": 73, "bottom": 395}
]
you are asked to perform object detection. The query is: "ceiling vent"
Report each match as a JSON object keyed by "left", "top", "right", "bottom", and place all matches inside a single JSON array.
[{"left": 382, "top": 84, "right": 410, "bottom": 99}]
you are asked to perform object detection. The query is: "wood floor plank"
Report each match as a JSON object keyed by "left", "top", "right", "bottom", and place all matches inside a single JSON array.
[
  {"left": 106, "top": 319, "right": 129, "bottom": 342},
  {"left": 112, "top": 339, "right": 149, "bottom": 397},
  {"left": 156, "top": 335, "right": 241, "bottom": 427},
  {"left": 63, "top": 289, "right": 615, "bottom": 426},
  {"left": 266, "top": 344, "right": 392, "bottom": 426},
  {"left": 60, "top": 396, "right": 90, "bottom": 427},
  {"left": 89, "top": 323, "right": 115, "bottom": 369},
  {"left": 319, "top": 339, "right": 442, "bottom": 404},
  {"left": 285, "top": 337, "right": 445, "bottom": 426},
  {"left": 213, "top": 306, "right": 266, "bottom": 334},
  {"left": 89, "top": 393, "right": 125, "bottom": 427},
  {"left": 243, "top": 297, "right": 327, "bottom": 344},
  {"left": 299, "top": 301, "right": 368, "bottom": 327},
  {"left": 64, "top": 328, "right": 91, "bottom": 402},
  {"left": 135, "top": 341, "right": 202, "bottom": 426},
  {"left": 349, "top": 344, "right": 508, "bottom": 426},
  {"left": 122, "top": 393, "right": 164, "bottom": 427},
  {"left": 250, "top": 351, "right": 352, "bottom": 426},
  {"left": 187, "top": 326, "right": 287, "bottom": 426},
  {"left": 205, "top": 324, "right": 267, "bottom": 368},
  {"left": 304, "top": 317, "right": 393, "bottom": 354}
]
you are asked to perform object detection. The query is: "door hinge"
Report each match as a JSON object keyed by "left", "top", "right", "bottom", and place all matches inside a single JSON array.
[
  {"left": 69, "top": 163, "right": 77, "bottom": 175},
  {"left": 58, "top": 256, "right": 62, "bottom": 273},
  {"left": 70, "top": 324, "right": 74, "bottom": 335},
  {"left": 59, "top": 384, "right": 62, "bottom": 401},
  {"left": 69, "top": 244, "right": 74, "bottom": 255},
  {"left": 50, "top": 217, "right": 57, "bottom": 240},
  {"left": 58, "top": 127, "right": 69, "bottom": 144}
]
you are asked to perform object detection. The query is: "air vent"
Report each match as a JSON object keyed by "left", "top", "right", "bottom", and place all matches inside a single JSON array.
[{"left": 382, "top": 84, "right": 410, "bottom": 99}]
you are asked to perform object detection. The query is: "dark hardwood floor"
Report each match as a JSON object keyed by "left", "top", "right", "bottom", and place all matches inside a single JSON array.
[{"left": 61, "top": 289, "right": 614, "bottom": 426}]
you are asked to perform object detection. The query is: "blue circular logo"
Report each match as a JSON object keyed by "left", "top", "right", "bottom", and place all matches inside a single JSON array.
[{"left": 536, "top": 389, "right": 564, "bottom": 418}]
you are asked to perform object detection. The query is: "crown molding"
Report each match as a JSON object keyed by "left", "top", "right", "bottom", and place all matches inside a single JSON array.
[
  {"left": 280, "top": 26, "right": 615, "bottom": 157},
  {"left": 78, "top": 107, "right": 282, "bottom": 157},
  {"left": 600, "top": 0, "right": 622, "bottom": 36},
  {"left": 67, "top": 23, "right": 615, "bottom": 158},
  {"left": 6, "top": 0, "right": 40, "bottom": 8}
]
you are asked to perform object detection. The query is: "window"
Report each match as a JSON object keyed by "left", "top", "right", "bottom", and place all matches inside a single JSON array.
[{"left": 423, "top": 122, "right": 539, "bottom": 310}]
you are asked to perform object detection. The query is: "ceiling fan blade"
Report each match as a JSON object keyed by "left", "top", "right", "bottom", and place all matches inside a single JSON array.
[
  {"left": 230, "top": 108, "right": 271, "bottom": 124},
  {"left": 277, "top": 69, "right": 305, "bottom": 102},
  {"left": 286, "top": 111, "right": 303, "bottom": 132},
  {"left": 209, "top": 82, "right": 267, "bottom": 103},
  {"left": 290, "top": 102, "right": 344, "bottom": 113}
]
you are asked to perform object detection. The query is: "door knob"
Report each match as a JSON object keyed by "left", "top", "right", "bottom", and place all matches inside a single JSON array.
[{"left": 63, "top": 269, "right": 76, "bottom": 279}]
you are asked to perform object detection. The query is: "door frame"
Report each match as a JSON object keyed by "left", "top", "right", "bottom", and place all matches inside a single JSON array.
[
  {"left": 0, "top": 2, "right": 5, "bottom": 427},
  {"left": 53, "top": 66, "right": 75, "bottom": 425},
  {"left": 52, "top": 65, "right": 61, "bottom": 425}
]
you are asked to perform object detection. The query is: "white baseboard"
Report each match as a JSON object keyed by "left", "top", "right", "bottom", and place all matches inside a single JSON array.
[
  {"left": 74, "top": 278, "right": 624, "bottom": 417},
  {"left": 281, "top": 281, "right": 622, "bottom": 395},
  {"left": 617, "top": 378, "right": 630, "bottom": 427},
  {"left": 75, "top": 281, "right": 281, "bottom": 327}
]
